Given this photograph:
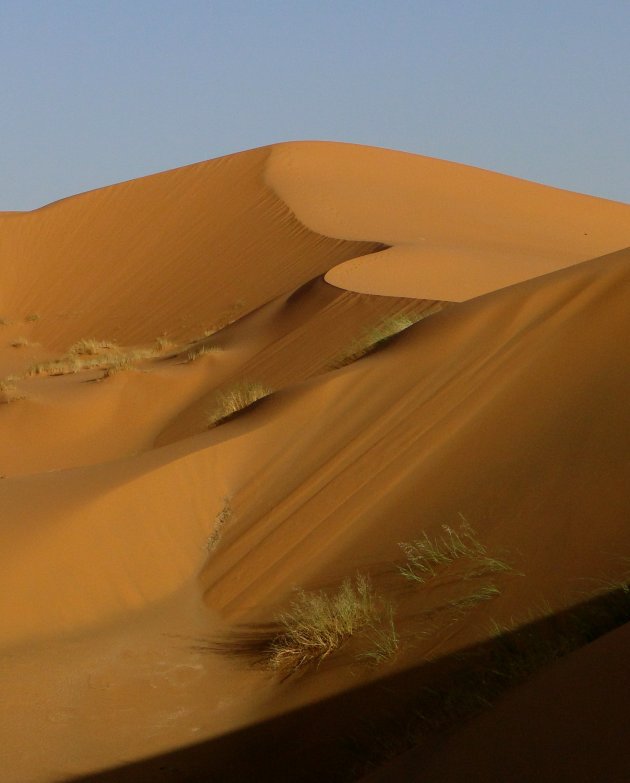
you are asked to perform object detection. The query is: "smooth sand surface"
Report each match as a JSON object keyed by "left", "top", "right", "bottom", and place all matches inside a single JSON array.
[
  {"left": 1, "top": 142, "right": 629, "bottom": 781},
  {"left": 268, "top": 141, "right": 630, "bottom": 299}
]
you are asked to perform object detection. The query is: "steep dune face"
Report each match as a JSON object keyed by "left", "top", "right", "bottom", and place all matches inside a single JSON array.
[
  {"left": 0, "top": 145, "right": 379, "bottom": 350},
  {"left": 1, "top": 143, "right": 629, "bottom": 782},
  {"left": 268, "top": 141, "right": 630, "bottom": 299},
  {"left": 200, "top": 248, "right": 630, "bottom": 623}
]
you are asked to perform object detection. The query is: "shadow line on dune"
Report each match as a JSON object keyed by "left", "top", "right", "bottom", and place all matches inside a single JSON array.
[{"left": 72, "top": 584, "right": 630, "bottom": 783}]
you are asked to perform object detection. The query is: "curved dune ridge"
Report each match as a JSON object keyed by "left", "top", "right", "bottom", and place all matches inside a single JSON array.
[{"left": 1, "top": 143, "right": 629, "bottom": 782}]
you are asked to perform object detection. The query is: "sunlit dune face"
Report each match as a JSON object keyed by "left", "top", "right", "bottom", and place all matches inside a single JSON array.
[{"left": 267, "top": 141, "right": 630, "bottom": 300}]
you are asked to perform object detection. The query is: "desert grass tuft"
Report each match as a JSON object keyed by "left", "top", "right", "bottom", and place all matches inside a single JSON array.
[
  {"left": 206, "top": 381, "right": 272, "bottom": 428},
  {"left": 332, "top": 310, "right": 439, "bottom": 369},
  {"left": 186, "top": 343, "right": 222, "bottom": 362},
  {"left": 67, "top": 338, "right": 119, "bottom": 356},
  {"left": 154, "top": 335, "right": 174, "bottom": 353},
  {"left": 207, "top": 498, "right": 233, "bottom": 552},
  {"left": 264, "top": 574, "right": 380, "bottom": 677},
  {"left": 0, "top": 380, "right": 24, "bottom": 404},
  {"left": 25, "top": 313, "right": 40, "bottom": 322},
  {"left": 358, "top": 604, "right": 400, "bottom": 666},
  {"left": 10, "top": 337, "right": 29, "bottom": 348},
  {"left": 398, "top": 520, "right": 511, "bottom": 585}
]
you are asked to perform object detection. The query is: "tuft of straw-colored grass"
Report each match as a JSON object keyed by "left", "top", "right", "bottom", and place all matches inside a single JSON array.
[
  {"left": 27, "top": 339, "right": 163, "bottom": 379},
  {"left": 67, "top": 338, "right": 119, "bottom": 356},
  {"left": 398, "top": 520, "right": 511, "bottom": 585},
  {"left": 206, "top": 381, "right": 272, "bottom": 428},
  {"left": 10, "top": 337, "right": 29, "bottom": 348},
  {"left": 358, "top": 604, "right": 400, "bottom": 666},
  {"left": 333, "top": 311, "right": 438, "bottom": 369},
  {"left": 187, "top": 343, "right": 222, "bottom": 362},
  {"left": 448, "top": 583, "right": 501, "bottom": 611},
  {"left": 265, "top": 574, "right": 379, "bottom": 677},
  {"left": 25, "top": 313, "right": 40, "bottom": 322},
  {"left": 154, "top": 335, "right": 174, "bottom": 353},
  {"left": 207, "top": 498, "right": 232, "bottom": 552},
  {"left": 0, "top": 380, "right": 24, "bottom": 404}
]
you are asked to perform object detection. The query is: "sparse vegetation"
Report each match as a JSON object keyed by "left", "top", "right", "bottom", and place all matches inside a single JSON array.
[
  {"left": 10, "top": 337, "right": 29, "bottom": 348},
  {"left": 264, "top": 574, "right": 383, "bottom": 677},
  {"left": 0, "top": 380, "right": 23, "bottom": 404},
  {"left": 207, "top": 498, "right": 232, "bottom": 552},
  {"left": 26, "top": 339, "right": 163, "bottom": 379},
  {"left": 25, "top": 313, "right": 40, "bottom": 322},
  {"left": 206, "top": 381, "right": 273, "bottom": 428},
  {"left": 154, "top": 335, "right": 174, "bottom": 353},
  {"left": 210, "top": 519, "right": 510, "bottom": 679},
  {"left": 186, "top": 343, "right": 222, "bottom": 362},
  {"left": 359, "top": 604, "right": 400, "bottom": 666},
  {"left": 332, "top": 310, "right": 439, "bottom": 369},
  {"left": 67, "top": 338, "right": 118, "bottom": 356},
  {"left": 398, "top": 520, "right": 511, "bottom": 584}
]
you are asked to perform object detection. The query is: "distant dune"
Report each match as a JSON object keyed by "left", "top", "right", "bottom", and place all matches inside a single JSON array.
[{"left": 1, "top": 142, "right": 629, "bottom": 782}]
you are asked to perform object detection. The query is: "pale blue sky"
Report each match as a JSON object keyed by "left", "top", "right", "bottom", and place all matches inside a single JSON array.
[{"left": 1, "top": 1, "right": 628, "bottom": 210}]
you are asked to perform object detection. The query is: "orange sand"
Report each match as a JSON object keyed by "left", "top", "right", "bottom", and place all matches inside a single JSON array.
[{"left": 1, "top": 142, "right": 629, "bottom": 782}]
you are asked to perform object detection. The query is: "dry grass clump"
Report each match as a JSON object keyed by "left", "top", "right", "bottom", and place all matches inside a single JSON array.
[
  {"left": 186, "top": 343, "right": 222, "bottom": 362},
  {"left": 67, "top": 338, "right": 119, "bottom": 356},
  {"left": 265, "top": 574, "right": 383, "bottom": 676},
  {"left": 27, "top": 339, "right": 164, "bottom": 379},
  {"left": 0, "top": 380, "right": 24, "bottom": 404},
  {"left": 10, "top": 337, "right": 29, "bottom": 348},
  {"left": 25, "top": 313, "right": 40, "bottom": 322},
  {"left": 335, "top": 315, "right": 416, "bottom": 367},
  {"left": 154, "top": 335, "right": 174, "bottom": 353},
  {"left": 207, "top": 498, "right": 232, "bottom": 552},
  {"left": 398, "top": 520, "right": 511, "bottom": 584},
  {"left": 207, "top": 381, "right": 272, "bottom": 428},
  {"left": 333, "top": 312, "right": 432, "bottom": 369}
]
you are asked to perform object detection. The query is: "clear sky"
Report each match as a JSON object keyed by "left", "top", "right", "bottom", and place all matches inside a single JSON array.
[{"left": 1, "top": 1, "right": 628, "bottom": 210}]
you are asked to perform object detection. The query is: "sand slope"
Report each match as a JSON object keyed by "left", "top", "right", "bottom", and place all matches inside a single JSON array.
[{"left": 1, "top": 143, "right": 629, "bottom": 782}]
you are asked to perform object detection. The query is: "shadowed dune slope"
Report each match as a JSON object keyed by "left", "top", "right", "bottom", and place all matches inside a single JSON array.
[{"left": 367, "top": 622, "right": 630, "bottom": 783}]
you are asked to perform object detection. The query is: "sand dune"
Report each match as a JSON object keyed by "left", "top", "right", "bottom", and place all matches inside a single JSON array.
[{"left": 1, "top": 142, "right": 629, "bottom": 781}]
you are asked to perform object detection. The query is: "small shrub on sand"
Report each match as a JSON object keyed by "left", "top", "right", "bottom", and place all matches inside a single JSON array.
[
  {"left": 333, "top": 313, "right": 431, "bottom": 369},
  {"left": 398, "top": 521, "right": 511, "bottom": 584},
  {"left": 154, "top": 335, "right": 174, "bottom": 353},
  {"left": 67, "top": 338, "right": 118, "bottom": 356},
  {"left": 265, "top": 574, "right": 380, "bottom": 676},
  {"left": 10, "top": 337, "right": 29, "bottom": 348},
  {"left": 358, "top": 604, "right": 400, "bottom": 666},
  {"left": 206, "top": 381, "right": 272, "bottom": 428},
  {"left": 25, "top": 313, "right": 40, "bottom": 322},
  {"left": 207, "top": 498, "right": 232, "bottom": 552},
  {"left": 0, "top": 380, "right": 23, "bottom": 404},
  {"left": 28, "top": 339, "right": 162, "bottom": 379},
  {"left": 186, "top": 343, "right": 222, "bottom": 362}
]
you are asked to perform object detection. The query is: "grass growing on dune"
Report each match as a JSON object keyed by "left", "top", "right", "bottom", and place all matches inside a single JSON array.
[
  {"left": 264, "top": 574, "right": 388, "bottom": 677},
  {"left": 332, "top": 309, "right": 440, "bottom": 369},
  {"left": 206, "top": 381, "right": 273, "bottom": 428},
  {"left": 67, "top": 338, "right": 119, "bottom": 356},
  {"left": 398, "top": 520, "right": 511, "bottom": 584},
  {"left": 26, "top": 338, "right": 165, "bottom": 379},
  {"left": 186, "top": 343, "right": 222, "bottom": 362},
  {"left": 0, "top": 380, "right": 24, "bottom": 404}
]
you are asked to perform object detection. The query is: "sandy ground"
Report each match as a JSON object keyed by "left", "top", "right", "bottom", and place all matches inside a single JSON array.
[{"left": 1, "top": 142, "right": 629, "bottom": 782}]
